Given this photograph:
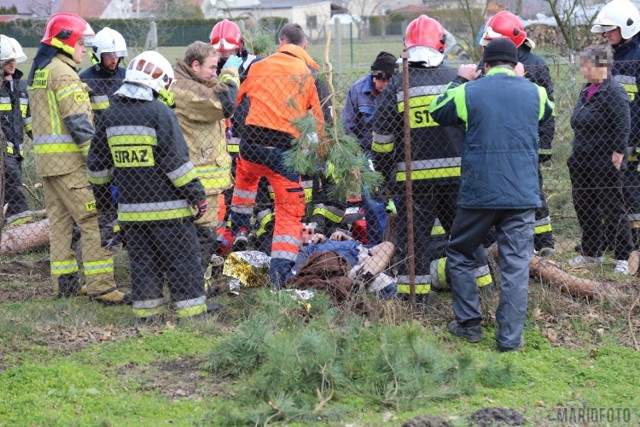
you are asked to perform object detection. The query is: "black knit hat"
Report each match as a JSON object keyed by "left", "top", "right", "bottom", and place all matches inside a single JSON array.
[
  {"left": 371, "top": 51, "right": 398, "bottom": 75},
  {"left": 482, "top": 38, "right": 518, "bottom": 65}
]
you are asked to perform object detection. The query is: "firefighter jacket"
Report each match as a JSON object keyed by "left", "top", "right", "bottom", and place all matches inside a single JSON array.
[
  {"left": 238, "top": 44, "right": 325, "bottom": 148},
  {"left": 87, "top": 84, "right": 206, "bottom": 223},
  {"left": 1, "top": 68, "right": 31, "bottom": 158},
  {"left": 173, "top": 60, "right": 238, "bottom": 194},
  {"left": 612, "top": 37, "right": 640, "bottom": 150},
  {"left": 79, "top": 65, "right": 126, "bottom": 118},
  {"left": 429, "top": 67, "right": 554, "bottom": 209},
  {"left": 570, "top": 77, "right": 630, "bottom": 161},
  {"left": 372, "top": 63, "right": 465, "bottom": 189},
  {"left": 29, "top": 53, "right": 94, "bottom": 177},
  {"left": 518, "top": 45, "right": 555, "bottom": 162}
]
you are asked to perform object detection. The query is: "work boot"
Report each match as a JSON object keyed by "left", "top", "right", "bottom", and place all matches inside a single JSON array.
[
  {"left": 89, "top": 288, "right": 132, "bottom": 306},
  {"left": 538, "top": 247, "right": 555, "bottom": 257},
  {"left": 57, "top": 273, "right": 86, "bottom": 298},
  {"left": 568, "top": 255, "right": 604, "bottom": 266},
  {"left": 447, "top": 320, "right": 483, "bottom": 343}
]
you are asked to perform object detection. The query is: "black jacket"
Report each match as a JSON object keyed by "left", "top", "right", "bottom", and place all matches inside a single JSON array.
[
  {"left": 0, "top": 69, "right": 30, "bottom": 157},
  {"left": 372, "top": 63, "right": 465, "bottom": 187},
  {"left": 612, "top": 37, "right": 640, "bottom": 149},
  {"left": 88, "top": 91, "right": 205, "bottom": 223},
  {"left": 570, "top": 77, "right": 630, "bottom": 161},
  {"left": 79, "top": 65, "right": 126, "bottom": 119}
]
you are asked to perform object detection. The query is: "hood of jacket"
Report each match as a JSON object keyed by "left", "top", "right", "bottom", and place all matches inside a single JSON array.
[{"left": 277, "top": 44, "right": 320, "bottom": 71}]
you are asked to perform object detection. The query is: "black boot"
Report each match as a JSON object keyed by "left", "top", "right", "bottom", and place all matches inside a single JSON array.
[{"left": 57, "top": 273, "right": 84, "bottom": 298}]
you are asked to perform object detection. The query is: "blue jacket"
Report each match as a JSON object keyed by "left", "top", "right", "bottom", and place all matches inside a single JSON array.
[
  {"left": 341, "top": 75, "right": 379, "bottom": 151},
  {"left": 79, "top": 65, "right": 126, "bottom": 119},
  {"left": 429, "top": 67, "right": 554, "bottom": 209}
]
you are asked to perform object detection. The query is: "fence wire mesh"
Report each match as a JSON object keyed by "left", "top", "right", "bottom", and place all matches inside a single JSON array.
[{"left": 4, "top": 56, "right": 639, "bottom": 319}]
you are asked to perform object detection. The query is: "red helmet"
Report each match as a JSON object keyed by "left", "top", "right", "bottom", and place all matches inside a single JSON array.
[
  {"left": 41, "top": 13, "right": 95, "bottom": 56},
  {"left": 209, "top": 19, "right": 243, "bottom": 52},
  {"left": 480, "top": 11, "right": 526, "bottom": 47},
  {"left": 404, "top": 15, "right": 446, "bottom": 53}
]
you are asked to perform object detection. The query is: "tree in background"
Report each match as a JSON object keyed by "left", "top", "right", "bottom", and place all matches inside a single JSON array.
[{"left": 544, "top": 0, "right": 597, "bottom": 58}]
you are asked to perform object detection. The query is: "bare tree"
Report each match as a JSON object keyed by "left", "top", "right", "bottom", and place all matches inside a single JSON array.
[
  {"left": 545, "top": 0, "right": 598, "bottom": 58},
  {"left": 28, "top": 0, "right": 55, "bottom": 17},
  {"left": 347, "top": 0, "right": 384, "bottom": 40},
  {"left": 452, "top": 0, "right": 490, "bottom": 62}
]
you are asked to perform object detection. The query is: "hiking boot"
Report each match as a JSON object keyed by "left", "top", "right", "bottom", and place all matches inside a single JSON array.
[
  {"left": 614, "top": 260, "right": 629, "bottom": 275},
  {"left": 538, "top": 247, "right": 555, "bottom": 257},
  {"left": 497, "top": 336, "right": 525, "bottom": 353},
  {"left": 232, "top": 229, "right": 249, "bottom": 251},
  {"left": 89, "top": 289, "right": 132, "bottom": 306},
  {"left": 447, "top": 320, "right": 483, "bottom": 343},
  {"left": 568, "top": 255, "right": 604, "bottom": 266},
  {"left": 56, "top": 274, "right": 86, "bottom": 298}
]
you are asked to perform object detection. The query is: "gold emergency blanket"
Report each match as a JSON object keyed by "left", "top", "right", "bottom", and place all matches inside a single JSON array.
[{"left": 222, "top": 251, "right": 271, "bottom": 287}]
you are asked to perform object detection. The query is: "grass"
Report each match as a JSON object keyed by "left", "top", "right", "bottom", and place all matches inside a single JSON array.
[{"left": 1, "top": 274, "right": 639, "bottom": 426}]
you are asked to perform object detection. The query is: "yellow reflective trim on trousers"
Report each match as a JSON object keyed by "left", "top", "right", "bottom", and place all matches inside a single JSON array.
[
  {"left": 312, "top": 207, "right": 342, "bottom": 224},
  {"left": 437, "top": 257, "right": 447, "bottom": 287},
  {"left": 255, "top": 213, "right": 274, "bottom": 237},
  {"left": 476, "top": 273, "right": 493, "bottom": 287},
  {"left": 133, "top": 306, "right": 167, "bottom": 318},
  {"left": 0, "top": 104, "right": 10, "bottom": 110},
  {"left": 34, "top": 143, "right": 81, "bottom": 154},
  {"left": 108, "top": 135, "right": 158, "bottom": 147},
  {"left": 200, "top": 177, "right": 232, "bottom": 188},
  {"left": 534, "top": 224, "right": 552, "bottom": 234},
  {"left": 372, "top": 141, "right": 393, "bottom": 153},
  {"left": 118, "top": 208, "right": 193, "bottom": 222},
  {"left": 25, "top": 123, "right": 32, "bottom": 133},
  {"left": 87, "top": 175, "right": 112, "bottom": 185},
  {"left": 397, "top": 284, "right": 431, "bottom": 294},
  {"left": 91, "top": 101, "right": 110, "bottom": 110},
  {"left": 20, "top": 104, "right": 27, "bottom": 117},
  {"left": 172, "top": 168, "right": 198, "bottom": 187},
  {"left": 396, "top": 167, "right": 460, "bottom": 181},
  {"left": 174, "top": 303, "right": 208, "bottom": 318},
  {"left": 431, "top": 225, "right": 445, "bottom": 235},
  {"left": 83, "top": 259, "right": 114, "bottom": 275},
  {"left": 51, "top": 260, "right": 79, "bottom": 275}
]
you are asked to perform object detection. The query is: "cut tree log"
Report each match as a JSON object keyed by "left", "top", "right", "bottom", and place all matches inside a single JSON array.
[
  {"left": 529, "top": 255, "right": 622, "bottom": 300},
  {"left": 0, "top": 219, "right": 50, "bottom": 255}
]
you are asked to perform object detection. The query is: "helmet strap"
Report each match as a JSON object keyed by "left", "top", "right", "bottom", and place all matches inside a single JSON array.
[{"left": 51, "top": 38, "right": 75, "bottom": 57}]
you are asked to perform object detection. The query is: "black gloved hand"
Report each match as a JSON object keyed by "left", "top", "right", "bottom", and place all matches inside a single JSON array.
[{"left": 193, "top": 200, "right": 208, "bottom": 220}]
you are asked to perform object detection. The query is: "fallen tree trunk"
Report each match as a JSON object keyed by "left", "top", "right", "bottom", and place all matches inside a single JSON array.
[
  {"left": 529, "top": 255, "right": 622, "bottom": 300},
  {"left": 0, "top": 219, "right": 50, "bottom": 255}
]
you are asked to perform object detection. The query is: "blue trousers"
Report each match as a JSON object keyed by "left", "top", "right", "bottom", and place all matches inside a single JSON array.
[{"left": 446, "top": 208, "right": 534, "bottom": 350}]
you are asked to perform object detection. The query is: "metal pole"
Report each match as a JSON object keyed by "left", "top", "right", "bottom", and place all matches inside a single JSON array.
[
  {"left": 401, "top": 52, "right": 416, "bottom": 307},
  {"left": 349, "top": 22, "right": 353, "bottom": 67},
  {"left": 335, "top": 22, "right": 342, "bottom": 76}
]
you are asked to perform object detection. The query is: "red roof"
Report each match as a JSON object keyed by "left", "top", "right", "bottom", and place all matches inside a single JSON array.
[
  {"left": 0, "top": 15, "right": 17, "bottom": 22},
  {"left": 56, "top": 0, "right": 110, "bottom": 18}
]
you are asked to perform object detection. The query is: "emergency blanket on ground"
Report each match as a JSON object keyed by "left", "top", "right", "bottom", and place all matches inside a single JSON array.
[
  {"left": 223, "top": 251, "right": 270, "bottom": 287},
  {"left": 286, "top": 251, "right": 353, "bottom": 305}
]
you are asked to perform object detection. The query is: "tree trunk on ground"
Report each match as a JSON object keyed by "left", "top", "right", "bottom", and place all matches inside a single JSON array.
[{"left": 0, "top": 219, "right": 50, "bottom": 255}]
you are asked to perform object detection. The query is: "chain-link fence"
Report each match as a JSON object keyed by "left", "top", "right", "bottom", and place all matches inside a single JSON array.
[{"left": 4, "top": 56, "right": 638, "bottom": 320}]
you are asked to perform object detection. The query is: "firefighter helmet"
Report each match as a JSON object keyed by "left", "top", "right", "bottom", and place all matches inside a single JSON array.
[
  {"left": 209, "top": 19, "right": 243, "bottom": 52},
  {"left": 124, "top": 50, "right": 174, "bottom": 94},
  {"left": 91, "top": 27, "right": 128, "bottom": 64},
  {"left": 0, "top": 35, "right": 27, "bottom": 63},
  {"left": 404, "top": 15, "right": 447, "bottom": 52},
  {"left": 41, "top": 13, "right": 95, "bottom": 56},
  {"left": 591, "top": 0, "right": 640, "bottom": 40},
  {"left": 479, "top": 11, "right": 527, "bottom": 48}
]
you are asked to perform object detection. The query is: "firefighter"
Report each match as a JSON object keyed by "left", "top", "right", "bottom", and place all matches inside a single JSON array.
[
  {"left": 88, "top": 50, "right": 221, "bottom": 321},
  {"left": 479, "top": 10, "right": 556, "bottom": 256},
  {"left": 372, "top": 15, "right": 491, "bottom": 301},
  {"left": 231, "top": 23, "right": 326, "bottom": 288},
  {"left": 209, "top": 19, "right": 262, "bottom": 250},
  {"left": 591, "top": 0, "right": 640, "bottom": 250},
  {"left": 0, "top": 35, "right": 33, "bottom": 226},
  {"left": 79, "top": 27, "right": 128, "bottom": 249},
  {"left": 172, "top": 41, "right": 240, "bottom": 277},
  {"left": 28, "top": 13, "right": 127, "bottom": 303}
]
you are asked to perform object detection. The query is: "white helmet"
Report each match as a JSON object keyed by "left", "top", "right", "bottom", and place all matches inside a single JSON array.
[
  {"left": 0, "top": 35, "right": 27, "bottom": 64},
  {"left": 124, "top": 50, "right": 174, "bottom": 94},
  {"left": 92, "top": 27, "right": 127, "bottom": 63},
  {"left": 591, "top": 0, "right": 640, "bottom": 40}
]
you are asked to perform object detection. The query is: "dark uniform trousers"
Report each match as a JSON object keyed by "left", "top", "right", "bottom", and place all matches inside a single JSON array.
[{"left": 4, "top": 155, "right": 30, "bottom": 219}]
